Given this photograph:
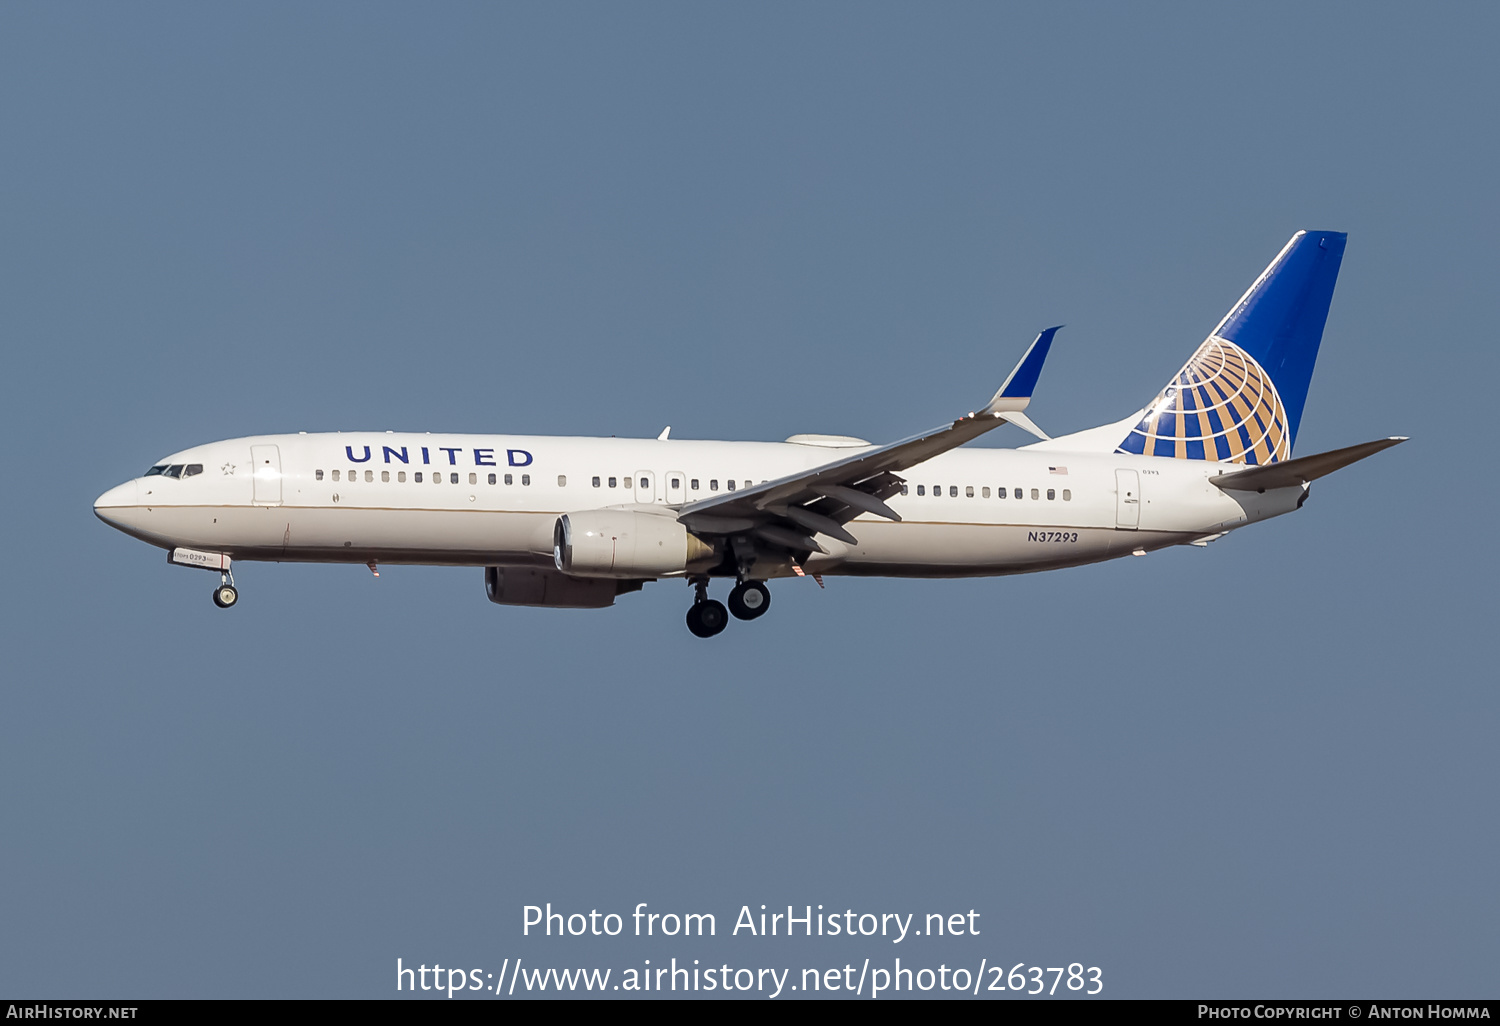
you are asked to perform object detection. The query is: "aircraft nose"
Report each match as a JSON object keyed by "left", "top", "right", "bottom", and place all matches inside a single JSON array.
[{"left": 94, "top": 480, "right": 138, "bottom": 525}]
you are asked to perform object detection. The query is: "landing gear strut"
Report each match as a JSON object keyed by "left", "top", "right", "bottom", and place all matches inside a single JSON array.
[
  {"left": 685, "top": 576, "right": 728, "bottom": 638},
  {"left": 212, "top": 569, "right": 238, "bottom": 609},
  {"left": 727, "top": 580, "right": 770, "bottom": 620}
]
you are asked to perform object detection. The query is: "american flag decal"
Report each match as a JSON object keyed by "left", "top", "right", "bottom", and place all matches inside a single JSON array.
[{"left": 1049, "top": 466, "right": 1068, "bottom": 475}]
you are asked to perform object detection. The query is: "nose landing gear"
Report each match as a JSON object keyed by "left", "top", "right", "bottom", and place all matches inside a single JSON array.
[{"left": 212, "top": 570, "right": 238, "bottom": 609}]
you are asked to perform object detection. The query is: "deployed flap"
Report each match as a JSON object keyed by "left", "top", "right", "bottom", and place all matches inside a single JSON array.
[
  {"left": 677, "top": 328, "right": 1061, "bottom": 549},
  {"left": 1210, "top": 436, "right": 1406, "bottom": 491}
]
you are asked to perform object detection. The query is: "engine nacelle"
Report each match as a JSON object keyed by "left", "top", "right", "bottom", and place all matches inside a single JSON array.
[
  {"left": 554, "top": 509, "right": 716, "bottom": 579},
  {"left": 485, "top": 566, "right": 619, "bottom": 608}
]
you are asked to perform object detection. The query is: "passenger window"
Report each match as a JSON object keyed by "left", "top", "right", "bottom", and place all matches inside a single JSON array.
[
  {"left": 966, "top": 486, "right": 974, "bottom": 497},
  {"left": 995, "top": 487, "right": 1004, "bottom": 498},
  {"left": 183, "top": 464, "right": 203, "bottom": 478},
  {"left": 504, "top": 473, "right": 513, "bottom": 485},
  {"left": 592, "top": 476, "right": 601, "bottom": 488},
  {"left": 1062, "top": 489, "right": 1071, "bottom": 501},
  {"left": 1047, "top": 488, "right": 1055, "bottom": 500},
  {"left": 690, "top": 479, "right": 699, "bottom": 490},
  {"left": 361, "top": 470, "right": 370, "bottom": 482},
  {"left": 982, "top": 486, "right": 990, "bottom": 497},
  {"left": 917, "top": 485, "right": 925, "bottom": 496},
  {"left": 450, "top": 472, "right": 459, "bottom": 484},
  {"left": 745, "top": 481, "right": 753, "bottom": 489},
  {"left": 608, "top": 477, "right": 617, "bottom": 488},
  {"left": 522, "top": 474, "right": 531, "bottom": 486},
  {"left": 382, "top": 470, "right": 390, "bottom": 482},
  {"left": 1031, "top": 488, "right": 1039, "bottom": 500},
  {"left": 558, "top": 475, "right": 566, "bottom": 487},
  {"left": 950, "top": 486, "right": 958, "bottom": 497},
  {"left": 727, "top": 480, "right": 736, "bottom": 491},
  {"left": 624, "top": 478, "right": 632, "bottom": 489},
  {"left": 316, "top": 469, "right": 324, "bottom": 481},
  {"left": 164, "top": 465, "right": 184, "bottom": 478},
  {"left": 350, "top": 469, "right": 358, "bottom": 481},
  {"left": 145, "top": 465, "right": 167, "bottom": 477},
  {"left": 709, "top": 479, "right": 718, "bottom": 490},
  {"left": 414, "top": 472, "right": 422, "bottom": 483},
  {"left": 398, "top": 471, "right": 407, "bottom": 482},
  {"left": 488, "top": 473, "right": 497, "bottom": 485},
  {"left": 932, "top": 484, "right": 939, "bottom": 496},
  {"left": 332, "top": 469, "right": 340, "bottom": 482},
  {"left": 469, "top": 473, "right": 477, "bottom": 485},
  {"left": 900, "top": 484, "right": 909, "bottom": 495},
  {"left": 433, "top": 472, "right": 441, "bottom": 484}
]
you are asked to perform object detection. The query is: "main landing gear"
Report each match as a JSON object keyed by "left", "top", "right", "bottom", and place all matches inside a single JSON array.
[
  {"left": 212, "top": 570, "right": 238, "bottom": 609},
  {"left": 685, "top": 577, "right": 728, "bottom": 638},
  {"left": 685, "top": 578, "right": 771, "bottom": 638},
  {"left": 727, "top": 580, "right": 770, "bottom": 621}
]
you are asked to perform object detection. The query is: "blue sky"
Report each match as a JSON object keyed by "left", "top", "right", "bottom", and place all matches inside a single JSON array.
[{"left": 1, "top": 2, "right": 1495, "bottom": 998}]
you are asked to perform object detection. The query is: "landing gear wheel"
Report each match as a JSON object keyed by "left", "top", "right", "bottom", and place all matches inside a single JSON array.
[
  {"left": 213, "top": 584, "right": 238, "bottom": 609},
  {"left": 686, "top": 599, "right": 729, "bottom": 638},
  {"left": 727, "top": 581, "right": 771, "bottom": 620}
]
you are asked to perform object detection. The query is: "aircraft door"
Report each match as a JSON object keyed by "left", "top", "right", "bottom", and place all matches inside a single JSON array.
[
  {"left": 665, "top": 471, "right": 686, "bottom": 506},
  {"left": 251, "top": 444, "right": 283, "bottom": 506},
  {"left": 634, "top": 471, "right": 656, "bottom": 504},
  {"left": 1115, "top": 468, "right": 1139, "bottom": 528}
]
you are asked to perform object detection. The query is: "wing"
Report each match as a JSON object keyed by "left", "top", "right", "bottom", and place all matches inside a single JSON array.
[{"left": 677, "top": 327, "right": 1061, "bottom": 554}]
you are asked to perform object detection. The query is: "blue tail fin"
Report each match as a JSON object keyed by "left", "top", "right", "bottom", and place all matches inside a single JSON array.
[{"left": 1116, "top": 230, "right": 1347, "bottom": 464}]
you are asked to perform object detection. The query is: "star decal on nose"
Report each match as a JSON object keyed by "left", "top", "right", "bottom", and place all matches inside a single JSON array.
[{"left": 221, "top": 463, "right": 236, "bottom": 475}]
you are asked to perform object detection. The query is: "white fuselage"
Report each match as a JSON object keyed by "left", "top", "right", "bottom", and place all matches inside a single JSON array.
[{"left": 93, "top": 432, "right": 1305, "bottom": 579}]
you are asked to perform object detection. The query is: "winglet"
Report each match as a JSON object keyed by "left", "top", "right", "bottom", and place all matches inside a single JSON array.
[{"left": 985, "top": 326, "right": 1061, "bottom": 414}]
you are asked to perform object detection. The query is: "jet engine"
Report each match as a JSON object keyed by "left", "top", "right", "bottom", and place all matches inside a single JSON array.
[{"left": 554, "top": 509, "right": 717, "bottom": 578}]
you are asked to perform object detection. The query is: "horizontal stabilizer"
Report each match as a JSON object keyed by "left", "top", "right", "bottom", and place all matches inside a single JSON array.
[{"left": 1210, "top": 437, "right": 1406, "bottom": 491}]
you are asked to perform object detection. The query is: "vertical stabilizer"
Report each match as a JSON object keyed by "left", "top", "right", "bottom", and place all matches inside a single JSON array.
[{"left": 1115, "top": 230, "right": 1347, "bottom": 464}]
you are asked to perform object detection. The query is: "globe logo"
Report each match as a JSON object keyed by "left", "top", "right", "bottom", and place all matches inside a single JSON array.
[{"left": 1117, "top": 336, "right": 1290, "bottom": 464}]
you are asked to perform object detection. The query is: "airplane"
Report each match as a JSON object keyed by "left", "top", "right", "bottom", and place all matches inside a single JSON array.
[{"left": 94, "top": 230, "right": 1404, "bottom": 637}]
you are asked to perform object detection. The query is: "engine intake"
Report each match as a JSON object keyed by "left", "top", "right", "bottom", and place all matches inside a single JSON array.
[{"left": 554, "top": 509, "right": 716, "bottom": 578}]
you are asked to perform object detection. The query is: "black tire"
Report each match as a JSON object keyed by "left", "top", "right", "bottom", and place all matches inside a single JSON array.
[
  {"left": 727, "top": 581, "right": 771, "bottom": 620},
  {"left": 213, "top": 585, "right": 238, "bottom": 609},
  {"left": 686, "top": 599, "right": 729, "bottom": 638},
  {"left": 686, "top": 603, "right": 711, "bottom": 638}
]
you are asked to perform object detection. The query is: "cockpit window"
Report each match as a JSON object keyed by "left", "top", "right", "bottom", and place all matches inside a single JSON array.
[
  {"left": 182, "top": 464, "right": 203, "bottom": 478},
  {"left": 145, "top": 465, "right": 167, "bottom": 476},
  {"left": 163, "top": 465, "right": 185, "bottom": 479}
]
